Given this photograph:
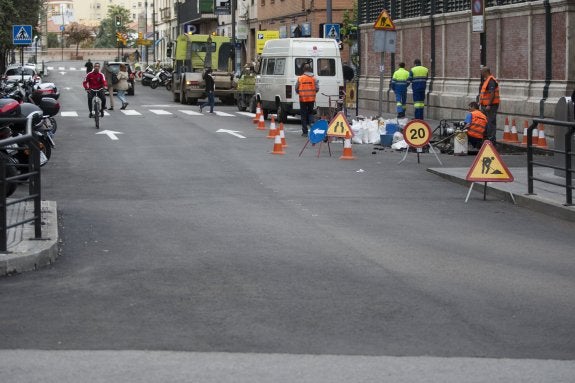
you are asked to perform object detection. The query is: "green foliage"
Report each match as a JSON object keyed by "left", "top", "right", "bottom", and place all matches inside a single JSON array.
[
  {"left": 340, "top": 1, "right": 358, "bottom": 44},
  {"left": 67, "top": 22, "right": 95, "bottom": 55},
  {"left": 47, "top": 32, "right": 60, "bottom": 48},
  {"left": 0, "top": 0, "right": 44, "bottom": 73},
  {"left": 94, "top": 5, "right": 134, "bottom": 48}
]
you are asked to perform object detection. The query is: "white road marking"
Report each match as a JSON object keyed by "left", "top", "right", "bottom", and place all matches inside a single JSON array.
[
  {"left": 60, "top": 111, "right": 78, "bottom": 117},
  {"left": 121, "top": 110, "right": 142, "bottom": 116},
  {"left": 214, "top": 111, "right": 235, "bottom": 117},
  {"left": 179, "top": 110, "right": 203, "bottom": 116},
  {"left": 149, "top": 109, "right": 172, "bottom": 115}
]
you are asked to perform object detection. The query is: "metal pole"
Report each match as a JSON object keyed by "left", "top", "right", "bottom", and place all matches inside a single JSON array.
[
  {"left": 145, "top": 1, "right": 149, "bottom": 66},
  {"left": 61, "top": 5, "right": 65, "bottom": 61},
  {"left": 327, "top": 0, "right": 332, "bottom": 24},
  {"left": 152, "top": 2, "right": 156, "bottom": 62}
]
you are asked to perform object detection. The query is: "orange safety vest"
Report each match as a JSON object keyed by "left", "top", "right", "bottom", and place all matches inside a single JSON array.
[
  {"left": 468, "top": 110, "right": 488, "bottom": 139},
  {"left": 479, "top": 75, "right": 500, "bottom": 106},
  {"left": 297, "top": 74, "right": 317, "bottom": 103}
]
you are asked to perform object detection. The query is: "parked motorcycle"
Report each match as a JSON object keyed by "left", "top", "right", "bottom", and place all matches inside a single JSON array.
[
  {"left": 151, "top": 68, "right": 172, "bottom": 90},
  {"left": 141, "top": 66, "right": 156, "bottom": 87}
]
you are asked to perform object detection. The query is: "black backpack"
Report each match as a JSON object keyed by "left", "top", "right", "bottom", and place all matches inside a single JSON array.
[{"left": 111, "top": 72, "right": 119, "bottom": 84}]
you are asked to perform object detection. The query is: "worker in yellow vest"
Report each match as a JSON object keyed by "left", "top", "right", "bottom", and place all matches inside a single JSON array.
[
  {"left": 408, "top": 59, "right": 429, "bottom": 120},
  {"left": 391, "top": 62, "right": 410, "bottom": 118}
]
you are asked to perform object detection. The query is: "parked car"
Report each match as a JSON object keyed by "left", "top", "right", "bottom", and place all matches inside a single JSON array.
[
  {"left": 2, "top": 65, "right": 41, "bottom": 84},
  {"left": 106, "top": 62, "right": 135, "bottom": 96}
]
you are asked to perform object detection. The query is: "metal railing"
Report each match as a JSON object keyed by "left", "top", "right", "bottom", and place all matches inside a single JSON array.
[
  {"left": 527, "top": 118, "right": 575, "bottom": 206},
  {"left": 0, "top": 113, "right": 43, "bottom": 252}
]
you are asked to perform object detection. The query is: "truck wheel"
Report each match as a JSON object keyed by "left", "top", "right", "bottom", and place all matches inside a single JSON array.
[
  {"left": 237, "top": 98, "right": 246, "bottom": 111},
  {"left": 248, "top": 96, "right": 256, "bottom": 113}
]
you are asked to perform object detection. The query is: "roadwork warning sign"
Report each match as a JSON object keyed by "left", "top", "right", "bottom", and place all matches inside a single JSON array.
[
  {"left": 466, "top": 141, "right": 514, "bottom": 182},
  {"left": 374, "top": 10, "right": 396, "bottom": 31},
  {"left": 327, "top": 112, "right": 353, "bottom": 138}
]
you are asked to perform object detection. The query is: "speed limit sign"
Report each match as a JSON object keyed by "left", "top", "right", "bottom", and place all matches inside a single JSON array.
[{"left": 403, "top": 119, "right": 431, "bottom": 148}]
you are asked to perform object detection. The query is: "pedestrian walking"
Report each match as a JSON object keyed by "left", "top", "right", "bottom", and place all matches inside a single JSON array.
[
  {"left": 199, "top": 68, "right": 215, "bottom": 113},
  {"left": 478, "top": 67, "right": 500, "bottom": 142},
  {"left": 295, "top": 63, "right": 319, "bottom": 136},
  {"left": 101, "top": 62, "right": 115, "bottom": 110},
  {"left": 116, "top": 64, "right": 130, "bottom": 110},
  {"left": 391, "top": 62, "right": 409, "bottom": 118},
  {"left": 408, "top": 59, "right": 429, "bottom": 120},
  {"left": 85, "top": 59, "right": 93, "bottom": 74}
]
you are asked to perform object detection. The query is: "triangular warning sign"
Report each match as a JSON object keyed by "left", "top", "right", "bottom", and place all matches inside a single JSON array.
[
  {"left": 466, "top": 141, "right": 514, "bottom": 182},
  {"left": 15, "top": 26, "right": 30, "bottom": 40},
  {"left": 327, "top": 111, "right": 353, "bottom": 138},
  {"left": 374, "top": 10, "right": 396, "bottom": 31}
]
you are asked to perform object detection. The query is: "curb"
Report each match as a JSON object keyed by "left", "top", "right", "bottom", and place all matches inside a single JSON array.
[
  {"left": 0, "top": 201, "right": 59, "bottom": 276},
  {"left": 427, "top": 169, "right": 575, "bottom": 223}
]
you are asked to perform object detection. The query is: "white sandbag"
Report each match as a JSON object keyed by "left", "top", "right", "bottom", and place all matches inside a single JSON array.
[
  {"left": 351, "top": 120, "right": 363, "bottom": 144},
  {"left": 392, "top": 131, "right": 404, "bottom": 144},
  {"left": 368, "top": 120, "right": 380, "bottom": 143},
  {"left": 391, "top": 139, "right": 408, "bottom": 150},
  {"left": 361, "top": 121, "right": 370, "bottom": 144},
  {"left": 397, "top": 117, "right": 409, "bottom": 127}
]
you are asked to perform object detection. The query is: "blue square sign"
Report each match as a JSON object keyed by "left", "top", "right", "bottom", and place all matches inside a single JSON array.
[
  {"left": 13, "top": 25, "right": 33, "bottom": 45},
  {"left": 323, "top": 24, "right": 340, "bottom": 41}
]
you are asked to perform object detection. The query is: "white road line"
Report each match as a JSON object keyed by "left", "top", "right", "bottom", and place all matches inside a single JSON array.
[
  {"left": 60, "top": 111, "right": 78, "bottom": 117},
  {"left": 69, "top": 67, "right": 77, "bottom": 71},
  {"left": 121, "top": 110, "right": 142, "bottom": 116},
  {"left": 149, "top": 109, "right": 173, "bottom": 115},
  {"left": 214, "top": 111, "right": 235, "bottom": 117},
  {"left": 58, "top": 67, "right": 65, "bottom": 70},
  {"left": 236, "top": 112, "right": 256, "bottom": 118},
  {"left": 179, "top": 110, "right": 203, "bottom": 116},
  {"left": 47, "top": 66, "right": 54, "bottom": 70}
]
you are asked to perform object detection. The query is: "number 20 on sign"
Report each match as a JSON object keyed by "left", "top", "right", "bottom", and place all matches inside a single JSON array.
[{"left": 402, "top": 120, "right": 431, "bottom": 148}]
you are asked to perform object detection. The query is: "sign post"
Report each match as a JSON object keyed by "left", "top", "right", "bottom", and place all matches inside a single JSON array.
[
  {"left": 398, "top": 119, "right": 443, "bottom": 165},
  {"left": 373, "top": 11, "right": 396, "bottom": 117}
]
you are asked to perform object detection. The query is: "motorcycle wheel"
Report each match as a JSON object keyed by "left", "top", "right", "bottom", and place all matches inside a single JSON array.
[
  {"left": 49, "top": 117, "right": 57, "bottom": 134},
  {"left": 165, "top": 81, "right": 172, "bottom": 91},
  {"left": 150, "top": 81, "right": 158, "bottom": 89},
  {"left": 39, "top": 137, "right": 52, "bottom": 162}
]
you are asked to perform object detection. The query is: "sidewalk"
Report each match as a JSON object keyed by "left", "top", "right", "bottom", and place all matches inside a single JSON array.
[{"left": 0, "top": 200, "right": 59, "bottom": 276}]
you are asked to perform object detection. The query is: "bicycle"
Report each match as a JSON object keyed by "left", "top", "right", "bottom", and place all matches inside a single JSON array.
[{"left": 87, "top": 88, "right": 105, "bottom": 129}]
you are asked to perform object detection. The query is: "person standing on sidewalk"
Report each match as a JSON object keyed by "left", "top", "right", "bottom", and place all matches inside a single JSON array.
[
  {"left": 199, "top": 68, "right": 215, "bottom": 113},
  {"left": 295, "top": 63, "right": 319, "bottom": 137},
  {"left": 391, "top": 62, "right": 410, "bottom": 118},
  {"left": 101, "top": 62, "right": 115, "bottom": 111},
  {"left": 408, "top": 59, "right": 429, "bottom": 120},
  {"left": 84, "top": 59, "right": 93, "bottom": 74},
  {"left": 479, "top": 67, "right": 500, "bottom": 142},
  {"left": 115, "top": 64, "right": 130, "bottom": 110}
]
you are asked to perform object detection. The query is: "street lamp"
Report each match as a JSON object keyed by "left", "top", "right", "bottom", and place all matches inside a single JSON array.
[{"left": 34, "top": 36, "right": 38, "bottom": 64}]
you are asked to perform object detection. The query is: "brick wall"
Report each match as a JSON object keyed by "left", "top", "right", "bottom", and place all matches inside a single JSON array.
[{"left": 357, "top": 0, "right": 574, "bottom": 126}]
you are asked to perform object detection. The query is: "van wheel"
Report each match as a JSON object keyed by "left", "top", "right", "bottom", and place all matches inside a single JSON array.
[
  {"left": 277, "top": 104, "right": 288, "bottom": 124},
  {"left": 248, "top": 96, "right": 256, "bottom": 113}
]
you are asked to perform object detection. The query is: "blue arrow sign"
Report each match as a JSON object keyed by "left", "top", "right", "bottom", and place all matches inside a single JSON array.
[{"left": 13, "top": 25, "right": 33, "bottom": 45}]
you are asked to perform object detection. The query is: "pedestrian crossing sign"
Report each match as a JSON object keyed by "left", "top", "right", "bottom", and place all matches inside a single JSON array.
[
  {"left": 327, "top": 112, "right": 353, "bottom": 138},
  {"left": 374, "top": 10, "right": 396, "bottom": 31},
  {"left": 13, "top": 25, "right": 33, "bottom": 45},
  {"left": 466, "top": 140, "right": 514, "bottom": 182}
]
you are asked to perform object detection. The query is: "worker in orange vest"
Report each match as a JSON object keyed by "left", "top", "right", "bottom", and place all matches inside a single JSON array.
[
  {"left": 464, "top": 102, "right": 488, "bottom": 148},
  {"left": 479, "top": 67, "right": 500, "bottom": 142},
  {"left": 295, "top": 63, "right": 319, "bottom": 137}
]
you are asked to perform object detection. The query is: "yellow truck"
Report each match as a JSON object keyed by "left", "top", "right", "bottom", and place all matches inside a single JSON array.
[{"left": 171, "top": 34, "right": 237, "bottom": 105}]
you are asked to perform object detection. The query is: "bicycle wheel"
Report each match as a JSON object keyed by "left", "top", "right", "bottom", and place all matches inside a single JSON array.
[{"left": 93, "top": 101, "right": 100, "bottom": 129}]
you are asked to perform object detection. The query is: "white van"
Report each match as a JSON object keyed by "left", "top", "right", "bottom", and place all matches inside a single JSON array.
[{"left": 255, "top": 38, "right": 345, "bottom": 123}]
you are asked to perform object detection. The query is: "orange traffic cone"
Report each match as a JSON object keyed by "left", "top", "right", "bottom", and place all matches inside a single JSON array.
[
  {"left": 257, "top": 113, "right": 266, "bottom": 131},
  {"left": 535, "top": 124, "right": 548, "bottom": 148},
  {"left": 339, "top": 132, "right": 356, "bottom": 160},
  {"left": 502, "top": 117, "right": 511, "bottom": 142},
  {"left": 278, "top": 122, "right": 287, "bottom": 147},
  {"left": 531, "top": 123, "right": 539, "bottom": 146},
  {"left": 509, "top": 119, "right": 520, "bottom": 143},
  {"left": 271, "top": 131, "right": 285, "bottom": 155},
  {"left": 521, "top": 120, "right": 529, "bottom": 146},
  {"left": 253, "top": 103, "right": 262, "bottom": 124},
  {"left": 266, "top": 115, "right": 277, "bottom": 138}
]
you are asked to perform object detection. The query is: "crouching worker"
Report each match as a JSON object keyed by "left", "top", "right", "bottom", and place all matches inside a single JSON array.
[{"left": 464, "top": 101, "right": 488, "bottom": 148}]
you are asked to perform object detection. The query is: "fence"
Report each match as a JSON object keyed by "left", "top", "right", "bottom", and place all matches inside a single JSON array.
[
  {"left": 527, "top": 118, "right": 575, "bottom": 206},
  {"left": 0, "top": 113, "right": 43, "bottom": 252}
]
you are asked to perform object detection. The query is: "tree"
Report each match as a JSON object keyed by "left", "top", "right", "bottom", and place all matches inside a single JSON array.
[
  {"left": 0, "top": 0, "right": 44, "bottom": 74},
  {"left": 67, "top": 22, "right": 94, "bottom": 58},
  {"left": 94, "top": 5, "right": 133, "bottom": 48}
]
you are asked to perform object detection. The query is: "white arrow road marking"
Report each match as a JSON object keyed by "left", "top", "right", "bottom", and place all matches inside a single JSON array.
[
  {"left": 179, "top": 110, "right": 202, "bottom": 116},
  {"left": 217, "top": 129, "right": 245, "bottom": 139},
  {"left": 59, "top": 72, "right": 66, "bottom": 75},
  {"left": 96, "top": 130, "right": 123, "bottom": 140},
  {"left": 150, "top": 109, "right": 172, "bottom": 115}
]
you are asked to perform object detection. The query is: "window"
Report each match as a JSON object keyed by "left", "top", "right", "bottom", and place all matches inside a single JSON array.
[
  {"left": 263, "top": 58, "right": 285, "bottom": 75},
  {"left": 295, "top": 58, "right": 313, "bottom": 76},
  {"left": 318, "top": 58, "right": 336, "bottom": 77},
  {"left": 265, "top": 58, "right": 275, "bottom": 75}
]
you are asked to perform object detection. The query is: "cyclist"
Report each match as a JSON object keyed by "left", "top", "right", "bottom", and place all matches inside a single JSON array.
[{"left": 82, "top": 62, "right": 107, "bottom": 118}]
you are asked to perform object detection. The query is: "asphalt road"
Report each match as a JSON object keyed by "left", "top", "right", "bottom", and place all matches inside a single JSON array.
[{"left": 0, "top": 61, "right": 574, "bottom": 381}]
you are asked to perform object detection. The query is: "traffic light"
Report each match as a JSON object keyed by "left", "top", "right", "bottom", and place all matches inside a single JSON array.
[{"left": 115, "top": 15, "right": 122, "bottom": 28}]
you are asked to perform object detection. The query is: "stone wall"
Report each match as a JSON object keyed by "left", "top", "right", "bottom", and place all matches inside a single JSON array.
[{"left": 357, "top": 0, "right": 575, "bottom": 129}]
